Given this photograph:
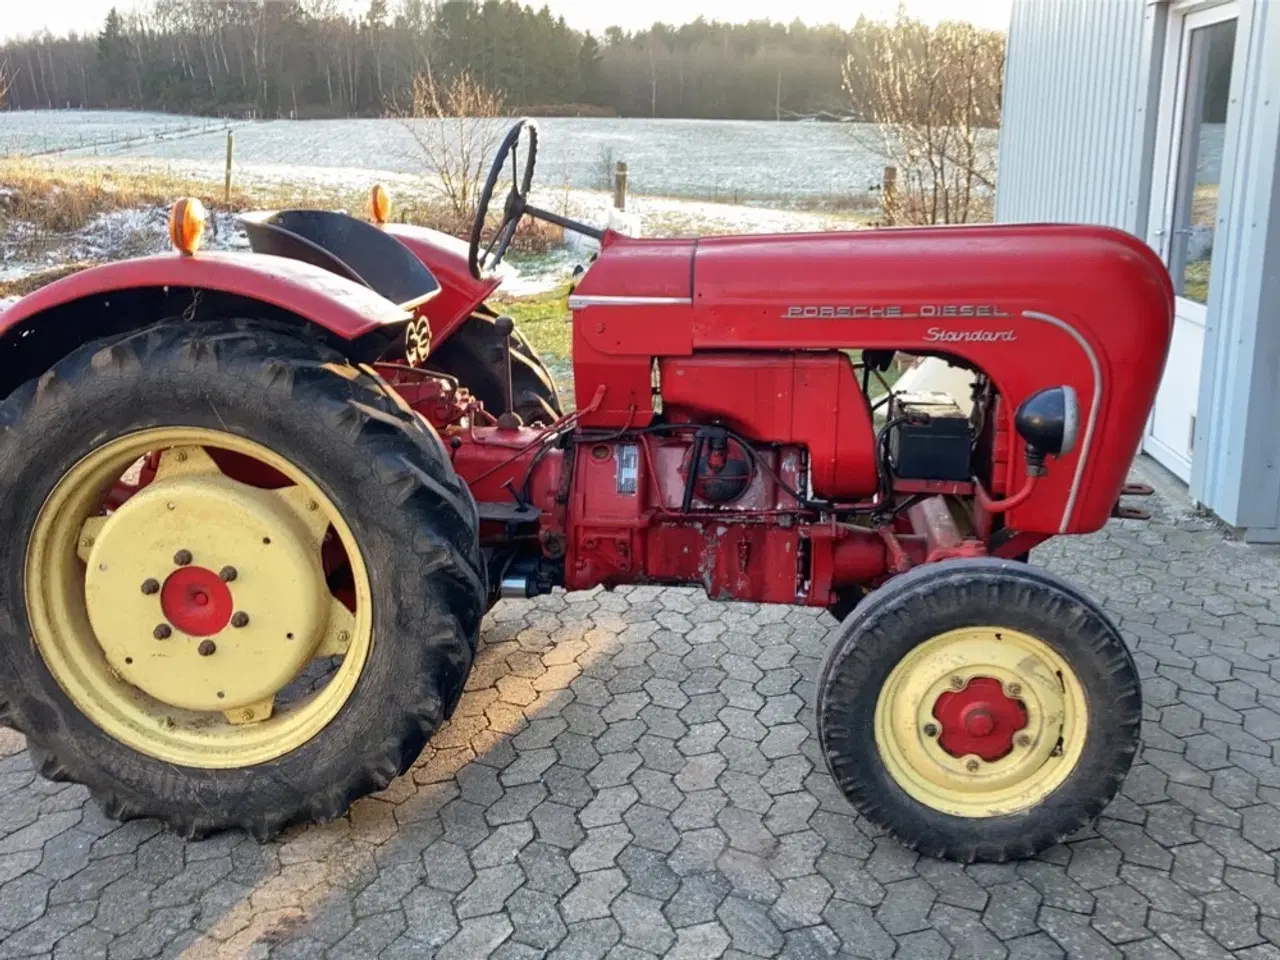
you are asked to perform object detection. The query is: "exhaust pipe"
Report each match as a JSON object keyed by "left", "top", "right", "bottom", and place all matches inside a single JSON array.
[{"left": 500, "top": 572, "right": 539, "bottom": 599}]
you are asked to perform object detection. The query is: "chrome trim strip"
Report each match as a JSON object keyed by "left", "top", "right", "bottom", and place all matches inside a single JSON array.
[
  {"left": 1022, "top": 310, "right": 1102, "bottom": 533},
  {"left": 568, "top": 295, "right": 694, "bottom": 308}
]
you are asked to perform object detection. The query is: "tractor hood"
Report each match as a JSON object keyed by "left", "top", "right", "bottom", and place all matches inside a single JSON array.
[
  {"left": 573, "top": 233, "right": 696, "bottom": 302},
  {"left": 689, "top": 227, "right": 1172, "bottom": 322}
]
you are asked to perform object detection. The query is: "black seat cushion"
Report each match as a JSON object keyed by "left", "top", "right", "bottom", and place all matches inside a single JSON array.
[{"left": 241, "top": 210, "right": 439, "bottom": 309}]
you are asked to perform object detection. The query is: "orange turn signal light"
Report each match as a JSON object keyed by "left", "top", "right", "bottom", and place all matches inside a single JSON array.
[
  {"left": 168, "top": 198, "right": 207, "bottom": 256},
  {"left": 370, "top": 183, "right": 391, "bottom": 225}
]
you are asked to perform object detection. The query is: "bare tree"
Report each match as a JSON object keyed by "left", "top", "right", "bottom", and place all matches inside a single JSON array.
[
  {"left": 844, "top": 9, "right": 1004, "bottom": 225},
  {"left": 393, "top": 66, "right": 505, "bottom": 223},
  {"left": 0, "top": 60, "right": 11, "bottom": 107}
]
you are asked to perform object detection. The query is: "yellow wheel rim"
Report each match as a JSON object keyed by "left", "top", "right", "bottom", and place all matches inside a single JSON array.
[
  {"left": 874, "top": 627, "right": 1088, "bottom": 818},
  {"left": 25, "top": 427, "right": 373, "bottom": 769}
]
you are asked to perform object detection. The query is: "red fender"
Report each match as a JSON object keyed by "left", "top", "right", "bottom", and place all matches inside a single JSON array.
[
  {"left": 383, "top": 224, "right": 501, "bottom": 344},
  {"left": 0, "top": 251, "right": 409, "bottom": 340}
]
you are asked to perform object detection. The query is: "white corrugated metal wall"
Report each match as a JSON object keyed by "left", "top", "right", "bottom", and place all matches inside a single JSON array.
[
  {"left": 1192, "top": 1, "right": 1280, "bottom": 537},
  {"left": 996, "top": 0, "right": 1164, "bottom": 232},
  {"left": 997, "top": 0, "right": 1280, "bottom": 538}
]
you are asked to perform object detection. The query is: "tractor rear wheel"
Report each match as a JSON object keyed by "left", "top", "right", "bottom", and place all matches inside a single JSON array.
[
  {"left": 817, "top": 558, "right": 1141, "bottom": 861},
  {"left": 428, "top": 311, "right": 562, "bottom": 425},
  {"left": 0, "top": 319, "right": 485, "bottom": 838}
]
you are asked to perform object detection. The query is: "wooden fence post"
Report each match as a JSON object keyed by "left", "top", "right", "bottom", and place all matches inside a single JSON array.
[
  {"left": 224, "top": 130, "right": 235, "bottom": 203},
  {"left": 882, "top": 165, "right": 897, "bottom": 226},
  {"left": 614, "top": 161, "right": 628, "bottom": 212}
]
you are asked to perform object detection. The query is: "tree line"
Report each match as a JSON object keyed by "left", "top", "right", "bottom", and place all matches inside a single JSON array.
[{"left": 0, "top": 1, "right": 1004, "bottom": 123}]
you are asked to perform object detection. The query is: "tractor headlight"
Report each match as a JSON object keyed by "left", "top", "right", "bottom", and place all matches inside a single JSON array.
[{"left": 1015, "top": 386, "right": 1080, "bottom": 464}]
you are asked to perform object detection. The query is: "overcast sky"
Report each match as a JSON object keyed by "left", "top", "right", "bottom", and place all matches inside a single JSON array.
[{"left": 1, "top": 0, "right": 1013, "bottom": 41}]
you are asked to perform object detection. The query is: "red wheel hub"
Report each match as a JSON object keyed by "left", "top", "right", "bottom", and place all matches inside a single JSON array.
[
  {"left": 161, "top": 567, "right": 234, "bottom": 636},
  {"left": 932, "top": 677, "right": 1027, "bottom": 761}
]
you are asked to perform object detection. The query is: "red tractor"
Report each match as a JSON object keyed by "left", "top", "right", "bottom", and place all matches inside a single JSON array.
[{"left": 0, "top": 122, "right": 1171, "bottom": 862}]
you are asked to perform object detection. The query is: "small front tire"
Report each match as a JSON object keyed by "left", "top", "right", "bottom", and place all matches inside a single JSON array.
[{"left": 817, "top": 558, "right": 1141, "bottom": 862}]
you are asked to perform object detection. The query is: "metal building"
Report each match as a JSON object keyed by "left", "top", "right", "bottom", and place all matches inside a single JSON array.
[{"left": 997, "top": 0, "right": 1280, "bottom": 540}]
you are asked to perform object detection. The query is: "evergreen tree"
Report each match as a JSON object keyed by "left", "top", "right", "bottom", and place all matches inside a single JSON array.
[
  {"left": 0, "top": 2, "right": 1004, "bottom": 122},
  {"left": 96, "top": 8, "right": 128, "bottom": 105}
]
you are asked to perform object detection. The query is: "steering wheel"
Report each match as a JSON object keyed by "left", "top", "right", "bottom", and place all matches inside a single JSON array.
[{"left": 469, "top": 119, "right": 539, "bottom": 279}]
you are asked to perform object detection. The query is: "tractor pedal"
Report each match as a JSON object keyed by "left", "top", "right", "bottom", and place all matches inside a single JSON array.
[
  {"left": 1111, "top": 504, "right": 1151, "bottom": 521},
  {"left": 477, "top": 502, "right": 541, "bottom": 523},
  {"left": 1121, "top": 483, "right": 1154, "bottom": 497}
]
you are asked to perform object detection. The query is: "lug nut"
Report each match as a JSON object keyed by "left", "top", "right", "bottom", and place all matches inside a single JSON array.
[
  {"left": 197, "top": 640, "right": 216, "bottom": 656},
  {"left": 1016, "top": 734, "right": 1032, "bottom": 747},
  {"left": 154, "top": 623, "right": 172, "bottom": 640},
  {"left": 965, "top": 759, "right": 980, "bottom": 772},
  {"left": 141, "top": 578, "right": 160, "bottom": 595},
  {"left": 923, "top": 723, "right": 939, "bottom": 738},
  {"left": 230, "top": 611, "right": 249, "bottom": 628},
  {"left": 949, "top": 676, "right": 965, "bottom": 691},
  {"left": 219, "top": 566, "right": 238, "bottom": 582},
  {"left": 1007, "top": 683, "right": 1022, "bottom": 697},
  {"left": 174, "top": 549, "right": 193, "bottom": 566}
]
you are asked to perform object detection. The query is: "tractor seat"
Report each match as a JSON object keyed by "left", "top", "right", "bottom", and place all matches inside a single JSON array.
[{"left": 239, "top": 210, "right": 440, "bottom": 310}]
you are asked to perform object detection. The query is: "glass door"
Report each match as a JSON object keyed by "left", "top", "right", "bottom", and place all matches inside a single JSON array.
[{"left": 1145, "top": 4, "right": 1238, "bottom": 482}]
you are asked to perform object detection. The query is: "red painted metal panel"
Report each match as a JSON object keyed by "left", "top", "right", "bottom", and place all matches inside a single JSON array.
[
  {"left": 382, "top": 224, "right": 501, "bottom": 344},
  {"left": 658, "top": 353, "right": 879, "bottom": 500},
  {"left": 566, "top": 222, "right": 1172, "bottom": 535},
  {"left": 689, "top": 225, "right": 1172, "bottom": 534},
  {"left": 0, "top": 252, "right": 408, "bottom": 339}
]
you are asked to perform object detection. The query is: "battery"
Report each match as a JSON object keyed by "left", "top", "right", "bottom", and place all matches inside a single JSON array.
[{"left": 888, "top": 392, "right": 973, "bottom": 482}]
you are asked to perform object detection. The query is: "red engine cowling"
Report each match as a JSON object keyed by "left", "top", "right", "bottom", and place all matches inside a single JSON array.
[
  {"left": 658, "top": 352, "right": 879, "bottom": 500},
  {"left": 562, "top": 432, "right": 813, "bottom": 601}
]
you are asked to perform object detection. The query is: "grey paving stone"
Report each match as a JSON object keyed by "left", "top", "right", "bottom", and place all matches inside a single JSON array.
[
  {"left": 0, "top": 900, "right": 95, "bottom": 957},
  {"left": 1006, "top": 932, "right": 1066, "bottom": 960},
  {"left": 508, "top": 885, "right": 568, "bottom": 951},
  {"left": 821, "top": 900, "right": 895, "bottom": 959},
  {"left": 330, "top": 910, "right": 409, "bottom": 959},
  {"left": 402, "top": 884, "right": 460, "bottom": 947},
  {"left": 518, "top": 840, "right": 578, "bottom": 899},
  {"left": 0, "top": 871, "right": 52, "bottom": 933},
  {"left": 771, "top": 874, "right": 834, "bottom": 932},
  {"left": 928, "top": 902, "right": 1006, "bottom": 960},
  {"left": 717, "top": 895, "right": 784, "bottom": 955},
  {"left": 555, "top": 917, "right": 622, "bottom": 960},
  {"left": 423, "top": 839, "right": 475, "bottom": 893},
  {"left": 561, "top": 868, "right": 628, "bottom": 923},
  {"left": 716, "top": 847, "right": 782, "bottom": 904},
  {"left": 568, "top": 824, "right": 632, "bottom": 874},
  {"left": 456, "top": 863, "right": 526, "bottom": 919},
  {"left": 664, "top": 872, "right": 733, "bottom": 929},
  {"left": 437, "top": 913, "right": 514, "bottom": 960},
  {"left": 1202, "top": 889, "right": 1264, "bottom": 951},
  {"left": 668, "top": 920, "right": 731, "bottom": 960},
  {"left": 4, "top": 487, "right": 1278, "bottom": 960},
  {"left": 613, "top": 891, "right": 675, "bottom": 954}
]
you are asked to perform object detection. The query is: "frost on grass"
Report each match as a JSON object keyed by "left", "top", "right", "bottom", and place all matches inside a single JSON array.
[
  {"left": 18, "top": 110, "right": 930, "bottom": 208},
  {"left": 1, "top": 111, "right": 889, "bottom": 297},
  {"left": 0, "top": 205, "right": 247, "bottom": 286}
]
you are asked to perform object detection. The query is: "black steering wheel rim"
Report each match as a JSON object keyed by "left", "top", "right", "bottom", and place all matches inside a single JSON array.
[{"left": 469, "top": 119, "right": 539, "bottom": 279}]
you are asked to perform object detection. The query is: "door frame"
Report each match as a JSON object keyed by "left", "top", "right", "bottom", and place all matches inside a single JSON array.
[{"left": 1143, "top": 0, "right": 1240, "bottom": 479}]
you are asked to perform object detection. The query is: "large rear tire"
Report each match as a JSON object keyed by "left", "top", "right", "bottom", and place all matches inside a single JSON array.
[
  {"left": 429, "top": 311, "right": 562, "bottom": 425},
  {"left": 0, "top": 319, "right": 485, "bottom": 839},
  {"left": 817, "top": 558, "right": 1141, "bottom": 862}
]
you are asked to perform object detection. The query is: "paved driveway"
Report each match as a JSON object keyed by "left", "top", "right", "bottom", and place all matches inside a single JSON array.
[{"left": 2, "top": 477, "right": 1279, "bottom": 960}]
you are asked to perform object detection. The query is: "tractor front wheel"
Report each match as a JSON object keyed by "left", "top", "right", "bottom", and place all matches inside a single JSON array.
[
  {"left": 817, "top": 558, "right": 1141, "bottom": 861},
  {"left": 0, "top": 319, "right": 485, "bottom": 838}
]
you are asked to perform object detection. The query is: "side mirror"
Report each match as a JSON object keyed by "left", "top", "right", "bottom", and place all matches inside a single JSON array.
[{"left": 1015, "top": 386, "right": 1080, "bottom": 475}]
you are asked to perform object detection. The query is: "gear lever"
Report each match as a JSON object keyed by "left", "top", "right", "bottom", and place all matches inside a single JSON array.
[{"left": 494, "top": 316, "right": 524, "bottom": 431}]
